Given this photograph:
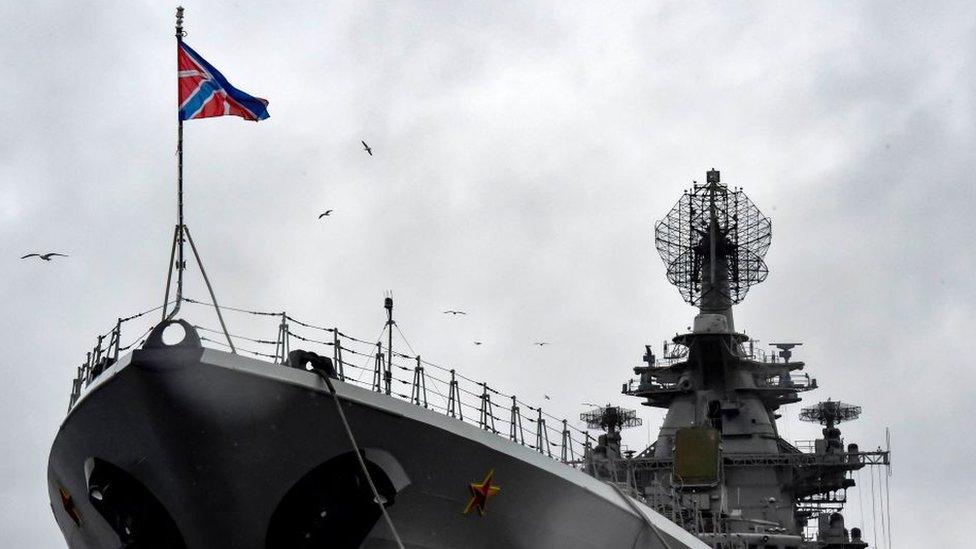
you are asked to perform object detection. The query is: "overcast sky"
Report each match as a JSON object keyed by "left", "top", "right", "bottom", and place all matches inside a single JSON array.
[{"left": 2, "top": 1, "right": 974, "bottom": 546}]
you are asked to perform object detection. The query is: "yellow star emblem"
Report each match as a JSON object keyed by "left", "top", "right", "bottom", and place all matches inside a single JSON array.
[{"left": 463, "top": 469, "right": 501, "bottom": 516}]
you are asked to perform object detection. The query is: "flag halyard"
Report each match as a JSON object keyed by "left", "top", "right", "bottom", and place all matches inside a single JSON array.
[{"left": 178, "top": 42, "right": 269, "bottom": 122}]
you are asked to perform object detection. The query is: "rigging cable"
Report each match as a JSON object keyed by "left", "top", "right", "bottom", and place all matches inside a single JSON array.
[
  {"left": 393, "top": 323, "right": 417, "bottom": 356},
  {"left": 870, "top": 460, "right": 879, "bottom": 547},
  {"left": 885, "top": 461, "right": 893, "bottom": 548},
  {"left": 855, "top": 470, "right": 865, "bottom": 537},
  {"left": 307, "top": 364, "right": 405, "bottom": 549},
  {"left": 877, "top": 464, "right": 888, "bottom": 549}
]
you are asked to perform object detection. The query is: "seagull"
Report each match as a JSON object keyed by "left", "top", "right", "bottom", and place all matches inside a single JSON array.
[
  {"left": 362, "top": 140, "right": 373, "bottom": 156},
  {"left": 21, "top": 252, "right": 68, "bottom": 261},
  {"left": 443, "top": 310, "right": 466, "bottom": 315},
  {"left": 544, "top": 395, "right": 551, "bottom": 400},
  {"left": 473, "top": 341, "right": 482, "bottom": 346},
  {"left": 318, "top": 210, "right": 333, "bottom": 218},
  {"left": 533, "top": 342, "right": 549, "bottom": 347}
]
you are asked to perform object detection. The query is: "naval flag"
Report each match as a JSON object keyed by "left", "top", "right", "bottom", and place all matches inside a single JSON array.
[{"left": 178, "top": 42, "right": 269, "bottom": 122}]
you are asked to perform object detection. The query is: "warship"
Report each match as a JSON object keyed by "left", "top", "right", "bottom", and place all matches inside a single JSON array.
[{"left": 48, "top": 163, "right": 891, "bottom": 548}]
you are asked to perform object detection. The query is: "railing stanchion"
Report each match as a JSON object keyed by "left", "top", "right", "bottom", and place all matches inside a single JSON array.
[
  {"left": 94, "top": 336, "right": 105, "bottom": 367},
  {"left": 479, "top": 383, "right": 497, "bottom": 433},
  {"left": 112, "top": 318, "right": 122, "bottom": 360},
  {"left": 509, "top": 396, "right": 524, "bottom": 444},
  {"left": 274, "top": 312, "right": 290, "bottom": 364},
  {"left": 536, "top": 408, "right": 552, "bottom": 457},
  {"left": 448, "top": 369, "right": 461, "bottom": 420},
  {"left": 372, "top": 343, "right": 384, "bottom": 393},
  {"left": 410, "top": 355, "right": 427, "bottom": 408},
  {"left": 83, "top": 351, "right": 92, "bottom": 387},
  {"left": 333, "top": 328, "right": 344, "bottom": 381},
  {"left": 561, "top": 419, "right": 574, "bottom": 463}
]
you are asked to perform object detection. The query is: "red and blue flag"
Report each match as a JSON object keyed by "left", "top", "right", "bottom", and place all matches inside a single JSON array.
[{"left": 178, "top": 42, "right": 269, "bottom": 122}]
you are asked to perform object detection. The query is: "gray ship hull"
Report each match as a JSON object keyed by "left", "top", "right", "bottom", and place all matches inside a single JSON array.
[{"left": 48, "top": 345, "right": 706, "bottom": 549}]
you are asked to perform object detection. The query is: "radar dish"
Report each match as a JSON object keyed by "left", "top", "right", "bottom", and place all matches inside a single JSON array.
[
  {"left": 654, "top": 170, "right": 772, "bottom": 306},
  {"left": 799, "top": 400, "right": 862, "bottom": 426},
  {"left": 580, "top": 405, "right": 642, "bottom": 432}
]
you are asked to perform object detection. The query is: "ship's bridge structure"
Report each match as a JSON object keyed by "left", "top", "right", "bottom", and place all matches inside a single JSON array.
[{"left": 599, "top": 171, "right": 890, "bottom": 549}]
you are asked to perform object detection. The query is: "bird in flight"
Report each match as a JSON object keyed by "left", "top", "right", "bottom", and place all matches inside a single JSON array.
[
  {"left": 473, "top": 341, "right": 482, "bottom": 346},
  {"left": 544, "top": 395, "right": 551, "bottom": 400},
  {"left": 443, "top": 310, "right": 466, "bottom": 315},
  {"left": 533, "top": 342, "right": 550, "bottom": 347},
  {"left": 21, "top": 252, "right": 68, "bottom": 261},
  {"left": 318, "top": 210, "right": 333, "bottom": 218},
  {"left": 362, "top": 140, "right": 373, "bottom": 156}
]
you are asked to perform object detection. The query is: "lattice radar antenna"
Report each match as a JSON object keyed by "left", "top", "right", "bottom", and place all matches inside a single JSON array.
[
  {"left": 580, "top": 405, "right": 642, "bottom": 433},
  {"left": 799, "top": 400, "right": 862, "bottom": 426},
  {"left": 654, "top": 169, "right": 772, "bottom": 306}
]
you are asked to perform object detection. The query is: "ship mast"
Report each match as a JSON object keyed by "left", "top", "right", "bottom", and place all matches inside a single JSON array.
[{"left": 607, "top": 169, "right": 891, "bottom": 548}]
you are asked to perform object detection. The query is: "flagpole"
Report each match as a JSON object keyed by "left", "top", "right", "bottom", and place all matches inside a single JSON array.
[
  {"left": 175, "top": 6, "right": 185, "bottom": 310},
  {"left": 158, "top": 8, "right": 236, "bottom": 353},
  {"left": 163, "top": 6, "right": 185, "bottom": 321}
]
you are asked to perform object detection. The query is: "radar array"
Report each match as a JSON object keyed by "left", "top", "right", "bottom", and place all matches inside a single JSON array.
[
  {"left": 580, "top": 405, "right": 642, "bottom": 433},
  {"left": 799, "top": 400, "right": 862, "bottom": 426},
  {"left": 654, "top": 169, "right": 772, "bottom": 306}
]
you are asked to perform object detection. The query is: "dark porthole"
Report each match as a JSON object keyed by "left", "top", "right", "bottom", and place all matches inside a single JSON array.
[{"left": 266, "top": 452, "right": 397, "bottom": 549}]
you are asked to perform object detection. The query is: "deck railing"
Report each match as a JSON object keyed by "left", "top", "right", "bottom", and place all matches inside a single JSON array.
[{"left": 67, "top": 298, "right": 594, "bottom": 466}]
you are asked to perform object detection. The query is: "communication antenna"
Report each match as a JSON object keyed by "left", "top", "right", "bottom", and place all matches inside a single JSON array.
[
  {"left": 654, "top": 169, "right": 772, "bottom": 307},
  {"left": 770, "top": 342, "right": 802, "bottom": 363},
  {"left": 799, "top": 400, "right": 862, "bottom": 428},
  {"left": 580, "top": 405, "right": 642, "bottom": 433}
]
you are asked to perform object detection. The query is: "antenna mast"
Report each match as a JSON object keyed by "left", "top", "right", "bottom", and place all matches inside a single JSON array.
[{"left": 384, "top": 294, "right": 394, "bottom": 396}]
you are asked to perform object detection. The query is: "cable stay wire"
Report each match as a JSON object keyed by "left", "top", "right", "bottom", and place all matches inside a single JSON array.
[
  {"left": 885, "top": 462, "right": 893, "bottom": 548},
  {"left": 393, "top": 323, "right": 417, "bottom": 356},
  {"left": 119, "top": 302, "right": 171, "bottom": 324},
  {"left": 200, "top": 336, "right": 277, "bottom": 359},
  {"left": 286, "top": 330, "right": 335, "bottom": 347},
  {"left": 195, "top": 324, "right": 277, "bottom": 345},
  {"left": 118, "top": 324, "right": 158, "bottom": 352},
  {"left": 184, "top": 296, "right": 279, "bottom": 316},
  {"left": 877, "top": 463, "right": 888, "bottom": 549},
  {"left": 856, "top": 470, "right": 866, "bottom": 538},
  {"left": 870, "top": 460, "right": 879, "bottom": 547},
  {"left": 285, "top": 315, "right": 335, "bottom": 333}
]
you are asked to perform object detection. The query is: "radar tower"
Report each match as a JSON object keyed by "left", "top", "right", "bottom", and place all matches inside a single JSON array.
[{"left": 606, "top": 170, "right": 889, "bottom": 548}]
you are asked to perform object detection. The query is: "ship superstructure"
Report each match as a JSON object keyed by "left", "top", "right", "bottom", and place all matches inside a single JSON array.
[{"left": 583, "top": 170, "right": 891, "bottom": 548}]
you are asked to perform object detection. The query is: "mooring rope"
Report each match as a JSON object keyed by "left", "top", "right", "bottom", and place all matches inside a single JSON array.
[{"left": 306, "top": 365, "right": 405, "bottom": 549}]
